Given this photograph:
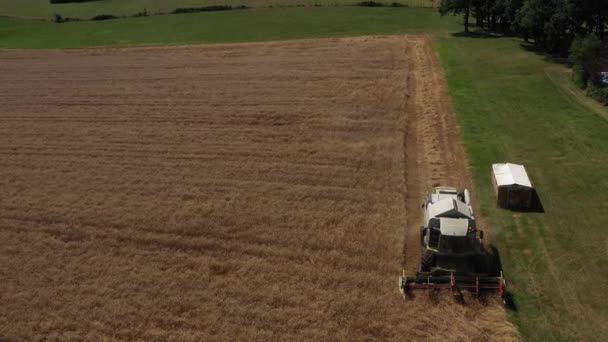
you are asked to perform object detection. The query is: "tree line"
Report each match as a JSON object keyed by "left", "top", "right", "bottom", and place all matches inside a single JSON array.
[{"left": 440, "top": 0, "right": 607, "bottom": 104}]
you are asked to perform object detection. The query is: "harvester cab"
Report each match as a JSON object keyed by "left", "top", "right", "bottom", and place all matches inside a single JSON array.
[{"left": 400, "top": 187, "right": 506, "bottom": 301}]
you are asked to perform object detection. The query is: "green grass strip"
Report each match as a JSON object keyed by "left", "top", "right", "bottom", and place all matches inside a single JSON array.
[{"left": 435, "top": 35, "right": 608, "bottom": 341}]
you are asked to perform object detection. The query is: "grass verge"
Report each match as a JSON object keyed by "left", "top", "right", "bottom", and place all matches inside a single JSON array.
[
  {"left": 435, "top": 35, "right": 608, "bottom": 341},
  {"left": 545, "top": 66, "right": 608, "bottom": 121}
]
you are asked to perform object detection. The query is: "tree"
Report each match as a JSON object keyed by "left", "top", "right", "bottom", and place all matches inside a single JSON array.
[
  {"left": 567, "top": 0, "right": 608, "bottom": 39},
  {"left": 516, "top": 0, "right": 557, "bottom": 46},
  {"left": 496, "top": 0, "right": 525, "bottom": 33},
  {"left": 440, "top": 0, "right": 473, "bottom": 33},
  {"left": 569, "top": 34, "right": 602, "bottom": 87},
  {"left": 543, "top": 0, "right": 573, "bottom": 55}
]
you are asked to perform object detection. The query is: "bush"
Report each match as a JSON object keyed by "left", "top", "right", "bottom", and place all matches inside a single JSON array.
[
  {"left": 587, "top": 84, "right": 608, "bottom": 106},
  {"left": 356, "top": 1, "right": 385, "bottom": 7},
  {"left": 91, "top": 14, "right": 118, "bottom": 21},
  {"left": 391, "top": 2, "right": 407, "bottom": 7},
  {"left": 133, "top": 8, "right": 148, "bottom": 17},
  {"left": 53, "top": 13, "right": 81, "bottom": 23},
  {"left": 572, "top": 65, "right": 587, "bottom": 89},
  {"left": 50, "top": 0, "right": 100, "bottom": 3},
  {"left": 172, "top": 5, "right": 247, "bottom": 14},
  {"left": 569, "top": 34, "right": 601, "bottom": 87}
]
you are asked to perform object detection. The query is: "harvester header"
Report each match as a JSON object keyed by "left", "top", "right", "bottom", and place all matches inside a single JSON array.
[{"left": 399, "top": 270, "right": 506, "bottom": 300}]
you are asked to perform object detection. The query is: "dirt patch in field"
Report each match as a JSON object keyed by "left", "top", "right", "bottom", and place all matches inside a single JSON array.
[{"left": 0, "top": 35, "right": 518, "bottom": 340}]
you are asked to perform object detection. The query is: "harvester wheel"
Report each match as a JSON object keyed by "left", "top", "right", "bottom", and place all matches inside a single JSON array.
[
  {"left": 474, "top": 252, "right": 499, "bottom": 275},
  {"left": 420, "top": 249, "right": 435, "bottom": 272},
  {"left": 486, "top": 252, "right": 501, "bottom": 276},
  {"left": 420, "top": 226, "right": 426, "bottom": 245}
]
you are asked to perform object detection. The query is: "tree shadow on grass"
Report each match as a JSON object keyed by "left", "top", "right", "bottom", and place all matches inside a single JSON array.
[
  {"left": 519, "top": 41, "right": 570, "bottom": 66},
  {"left": 452, "top": 30, "right": 572, "bottom": 70},
  {"left": 451, "top": 31, "right": 502, "bottom": 39}
]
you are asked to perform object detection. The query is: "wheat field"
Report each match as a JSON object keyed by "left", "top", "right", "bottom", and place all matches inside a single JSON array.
[{"left": 0, "top": 35, "right": 518, "bottom": 340}]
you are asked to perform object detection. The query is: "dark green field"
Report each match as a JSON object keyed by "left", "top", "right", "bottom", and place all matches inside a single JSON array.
[
  {"left": 1, "top": 4, "right": 607, "bottom": 341},
  {"left": 0, "top": 7, "right": 455, "bottom": 48},
  {"left": 0, "top": 0, "right": 437, "bottom": 19}
]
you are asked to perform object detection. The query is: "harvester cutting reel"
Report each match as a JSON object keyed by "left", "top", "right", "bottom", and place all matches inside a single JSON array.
[{"left": 399, "top": 269, "right": 506, "bottom": 303}]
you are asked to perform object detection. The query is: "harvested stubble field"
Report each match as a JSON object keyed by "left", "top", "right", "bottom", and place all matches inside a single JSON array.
[{"left": 0, "top": 35, "right": 518, "bottom": 340}]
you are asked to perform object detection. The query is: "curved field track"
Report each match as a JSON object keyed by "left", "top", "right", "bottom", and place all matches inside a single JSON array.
[{"left": 0, "top": 35, "right": 518, "bottom": 340}]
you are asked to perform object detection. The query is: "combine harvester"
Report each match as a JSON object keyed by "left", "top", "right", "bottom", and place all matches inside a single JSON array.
[{"left": 399, "top": 186, "right": 506, "bottom": 302}]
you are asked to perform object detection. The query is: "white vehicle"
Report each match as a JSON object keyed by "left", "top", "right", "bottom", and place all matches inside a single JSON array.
[
  {"left": 422, "top": 186, "right": 473, "bottom": 230},
  {"left": 399, "top": 186, "right": 506, "bottom": 300},
  {"left": 420, "top": 187, "right": 481, "bottom": 270}
]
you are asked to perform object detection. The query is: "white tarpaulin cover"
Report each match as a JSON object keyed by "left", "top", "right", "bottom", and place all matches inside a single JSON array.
[
  {"left": 428, "top": 198, "right": 473, "bottom": 219},
  {"left": 492, "top": 163, "right": 532, "bottom": 188},
  {"left": 439, "top": 217, "right": 469, "bottom": 236}
]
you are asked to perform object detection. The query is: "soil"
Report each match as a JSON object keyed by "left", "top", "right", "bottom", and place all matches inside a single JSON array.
[{"left": 0, "top": 35, "right": 518, "bottom": 340}]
